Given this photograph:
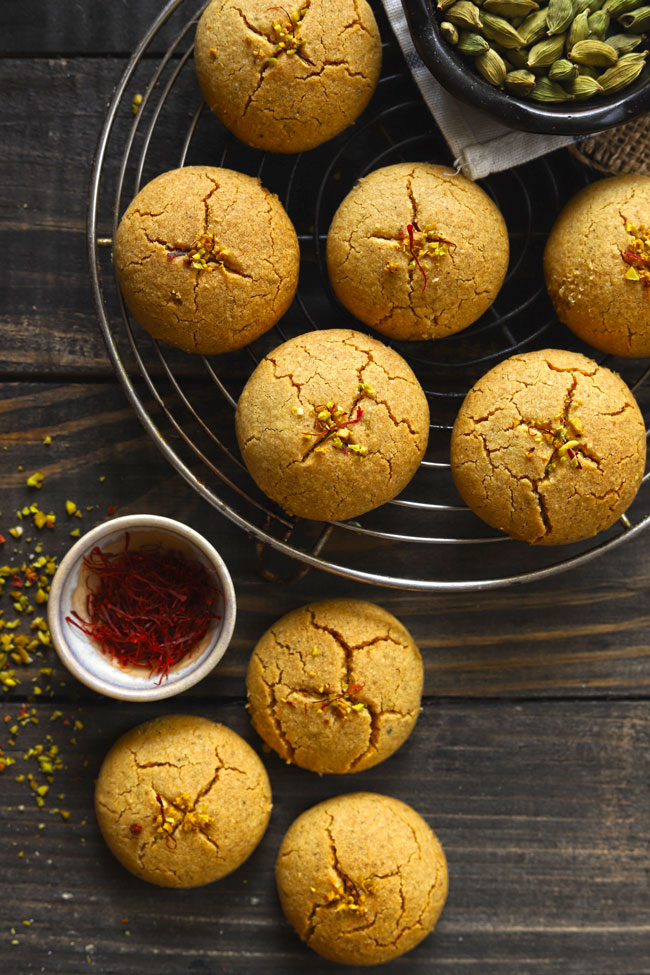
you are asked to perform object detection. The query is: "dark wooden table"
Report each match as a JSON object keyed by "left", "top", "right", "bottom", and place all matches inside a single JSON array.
[{"left": 2, "top": 3, "right": 650, "bottom": 973}]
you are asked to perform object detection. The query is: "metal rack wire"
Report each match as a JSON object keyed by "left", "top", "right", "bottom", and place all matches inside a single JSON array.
[{"left": 87, "top": 0, "right": 650, "bottom": 591}]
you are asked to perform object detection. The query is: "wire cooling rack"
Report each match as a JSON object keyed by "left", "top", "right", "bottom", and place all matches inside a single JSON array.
[{"left": 88, "top": 0, "right": 650, "bottom": 591}]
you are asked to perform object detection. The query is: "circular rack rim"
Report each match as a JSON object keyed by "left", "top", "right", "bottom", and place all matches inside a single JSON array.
[{"left": 87, "top": 0, "right": 650, "bottom": 592}]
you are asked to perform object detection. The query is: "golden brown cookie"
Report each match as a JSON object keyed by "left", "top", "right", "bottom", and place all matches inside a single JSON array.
[
  {"left": 235, "top": 328, "right": 430, "bottom": 521},
  {"left": 544, "top": 175, "right": 650, "bottom": 358},
  {"left": 113, "top": 166, "right": 299, "bottom": 354},
  {"left": 247, "top": 599, "right": 423, "bottom": 774},
  {"left": 276, "top": 792, "right": 448, "bottom": 965},
  {"left": 194, "top": 0, "right": 382, "bottom": 154},
  {"left": 450, "top": 349, "right": 646, "bottom": 545},
  {"left": 326, "top": 162, "right": 509, "bottom": 341},
  {"left": 95, "top": 715, "right": 272, "bottom": 887}
]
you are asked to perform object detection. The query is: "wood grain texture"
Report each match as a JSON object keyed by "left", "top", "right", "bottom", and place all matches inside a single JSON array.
[{"left": 2, "top": 699, "right": 649, "bottom": 974}]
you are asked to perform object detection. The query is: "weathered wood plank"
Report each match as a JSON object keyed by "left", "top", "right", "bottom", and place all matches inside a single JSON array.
[
  {"left": 0, "top": 0, "right": 200, "bottom": 57},
  {"left": 1, "top": 0, "right": 394, "bottom": 57},
  {"left": 2, "top": 698, "right": 649, "bottom": 973}
]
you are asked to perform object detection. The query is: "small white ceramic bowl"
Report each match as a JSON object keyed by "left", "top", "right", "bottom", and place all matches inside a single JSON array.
[{"left": 48, "top": 514, "right": 236, "bottom": 701}]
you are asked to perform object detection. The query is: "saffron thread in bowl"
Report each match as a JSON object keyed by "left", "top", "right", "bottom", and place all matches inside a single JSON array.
[{"left": 65, "top": 534, "right": 221, "bottom": 681}]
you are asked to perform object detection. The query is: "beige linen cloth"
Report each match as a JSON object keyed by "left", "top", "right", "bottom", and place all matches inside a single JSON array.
[{"left": 381, "top": 0, "right": 574, "bottom": 179}]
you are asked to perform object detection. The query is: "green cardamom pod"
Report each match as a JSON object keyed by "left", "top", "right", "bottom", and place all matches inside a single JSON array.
[
  {"left": 605, "top": 0, "right": 642, "bottom": 16},
  {"left": 549, "top": 57, "right": 580, "bottom": 80},
  {"left": 437, "top": 0, "right": 459, "bottom": 11},
  {"left": 569, "top": 39, "right": 619, "bottom": 65},
  {"left": 573, "top": 0, "right": 594, "bottom": 13},
  {"left": 447, "top": 1, "right": 484, "bottom": 31},
  {"left": 527, "top": 33, "right": 566, "bottom": 67},
  {"left": 587, "top": 0, "right": 607, "bottom": 10},
  {"left": 504, "top": 67, "right": 537, "bottom": 93},
  {"left": 483, "top": 0, "right": 539, "bottom": 15},
  {"left": 479, "top": 10, "right": 526, "bottom": 47},
  {"left": 620, "top": 6, "right": 650, "bottom": 30},
  {"left": 598, "top": 50, "right": 648, "bottom": 91},
  {"left": 518, "top": 7, "right": 549, "bottom": 43},
  {"left": 530, "top": 76, "right": 570, "bottom": 99},
  {"left": 457, "top": 30, "right": 491, "bottom": 53},
  {"left": 607, "top": 32, "right": 644, "bottom": 54},
  {"left": 546, "top": 0, "right": 575, "bottom": 35},
  {"left": 567, "top": 10, "right": 591, "bottom": 49},
  {"left": 501, "top": 45, "right": 532, "bottom": 67},
  {"left": 578, "top": 64, "right": 601, "bottom": 76},
  {"left": 441, "top": 20, "right": 460, "bottom": 43},
  {"left": 566, "top": 74, "right": 604, "bottom": 97},
  {"left": 587, "top": 9, "right": 610, "bottom": 37},
  {"left": 475, "top": 46, "right": 508, "bottom": 84}
]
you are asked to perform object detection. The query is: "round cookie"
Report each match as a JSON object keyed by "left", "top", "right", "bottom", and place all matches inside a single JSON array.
[
  {"left": 326, "top": 162, "right": 509, "bottom": 341},
  {"left": 247, "top": 599, "right": 423, "bottom": 774},
  {"left": 235, "top": 328, "right": 430, "bottom": 521},
  {"left": 95, "top": 715, "right": 272, "bottom": 887},
  {"left": 113, "top": 166, "right": 299, "bottom": 354},
  {"left": 450, "top": 349, "right": 646, "bottom": 545},
  {"left": 194, "top": 0, "right": 382, "bottom": 154},
  {"left": 544, "top": 175, "right": 650, "bottom": 358},
  {"left": 276, "top": 792, "right": 448, "bottom": 966}
]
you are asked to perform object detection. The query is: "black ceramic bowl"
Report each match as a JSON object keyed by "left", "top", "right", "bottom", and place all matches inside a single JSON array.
[{"left": 401, "top": 0, "right": 650, "bottom": 135}]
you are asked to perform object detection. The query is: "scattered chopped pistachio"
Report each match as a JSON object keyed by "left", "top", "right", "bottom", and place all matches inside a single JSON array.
[{"left": 26, "top": 473, "right": 44, "bottom": 490}]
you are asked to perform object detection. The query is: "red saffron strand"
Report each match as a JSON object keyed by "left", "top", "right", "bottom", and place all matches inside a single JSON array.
[
  {"left": 406, "top": 222, "right": 427, "bottom": 292},
  {"left": 624, "top": 249, "right": 650, "bottom": 267},
  {"left": 65, "top": 535, "right": 221, "bottom": 683},
  {"left": 268, "top": 4, "right": 295, "bottom": 31}
]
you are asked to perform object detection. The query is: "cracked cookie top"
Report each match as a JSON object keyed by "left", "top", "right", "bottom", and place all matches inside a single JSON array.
[
  {"left": 246, "top": 599, "right": 423, "bottom": 774},
  {"left": 275, "top": 792, "right": 448, "bottom": 965},
  {"left": 194, "top": 0, "right": 382, "bottom": 154},
  {"left": 113, "top": 166, "right": 299, "bottom": 354},
  {"left": 544, "top": 175, "right": 650, "bottom": 358},
  {"left": 95, "top": 715, "right": 272, "bottom": 887},
  {"left": 450, "top": 349, "right": 647, "bottom": 545},
  {"left": 235, "top": 328, "right": 430, "bottom": 521},
  {"left": 326, "top": 162, "right": 509, "bottom": 341}
]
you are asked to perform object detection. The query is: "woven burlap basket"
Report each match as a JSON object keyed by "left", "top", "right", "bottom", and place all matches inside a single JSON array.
[{"left": 571, "top": 113, "right": 650, "bottom": 176}]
